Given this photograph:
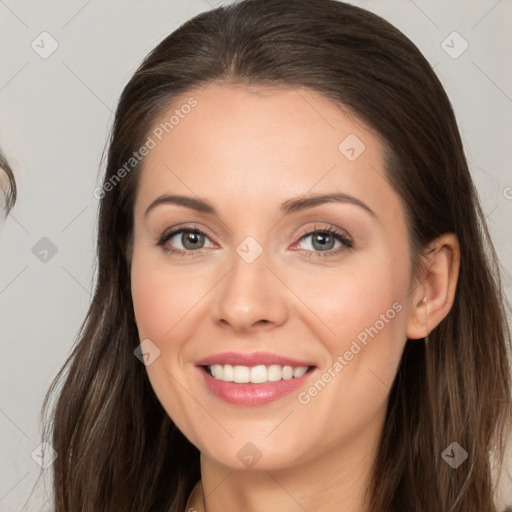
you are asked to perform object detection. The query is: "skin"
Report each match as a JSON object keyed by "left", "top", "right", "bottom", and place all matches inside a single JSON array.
[{"left": 130, "top": 82, "right": 460, "bottom": 512}]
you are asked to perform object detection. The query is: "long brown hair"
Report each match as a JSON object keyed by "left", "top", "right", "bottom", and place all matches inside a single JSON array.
[
  {"left": 36, "top": 0, "right": 511, "bottom": 510},
  {"left": 0, "top": 150, "right": 17, "bottom": 215}
]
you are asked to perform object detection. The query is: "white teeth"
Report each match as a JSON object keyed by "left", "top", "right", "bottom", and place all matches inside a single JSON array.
[
  {"left": 267, "top": 364, "right": 282, "bottom": 382},
  {"left": 207, "top": 364, "right": 310, "bottom": 383},
  {"left": 233, "top": 365, "right": 250, "bottom": 383},
  {"left": 221, "top": 364, "right": 233, "bottom": 381},
  {"left": 250, "top": 365, "right": 267, "bottom": 383},
  {"left": 282, "top": 366, "right": 294, "bottom": 380},
  {"left": 210, "top": 364, "right": 223, "bottom": 379},
  {"left": 293, "top": 366, "right": 308, "bottom": 378}
]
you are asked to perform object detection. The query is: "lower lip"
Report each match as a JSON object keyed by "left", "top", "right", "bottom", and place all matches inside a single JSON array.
[{"left": 198, "top": 366, "right": 315, "bottom": 406}]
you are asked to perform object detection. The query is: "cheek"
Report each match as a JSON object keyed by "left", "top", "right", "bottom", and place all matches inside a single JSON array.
[
  {"left": 295, "top": 269, "right": 409, "bottom": 432},
  {"left": 298, "top": 248, "right": 410, "bottom": 397},
  {"left": 130, "top": 250, "right": 204, "bottom": 341},
  {"left": 130, "top": 252, "right": 205, "bottom": 438},
  {"left": 288, "top": 250, "right": 410, "bottom": 351},
  {"left": 131, "top": 264, "right": 170, "bottom": 368},
  {"left": 131, "top": 268, "right": 174, "bottom": 341}
]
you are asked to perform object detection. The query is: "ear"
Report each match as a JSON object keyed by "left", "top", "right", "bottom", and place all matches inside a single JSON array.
[{"left": 406, "top": 233, "right": 460, "bottom": 340}]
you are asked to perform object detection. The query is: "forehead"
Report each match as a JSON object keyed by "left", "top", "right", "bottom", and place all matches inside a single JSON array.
[{"left": 134, "top": 82, "right": 401, "bottom": 224}]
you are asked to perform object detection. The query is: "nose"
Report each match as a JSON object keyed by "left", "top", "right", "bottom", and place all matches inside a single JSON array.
[{"left": 212, "top": 243, "right": 288, "bottom": 332}]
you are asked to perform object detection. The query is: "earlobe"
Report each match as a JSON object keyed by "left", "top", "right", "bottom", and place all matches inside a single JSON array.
[{"left": 406, "top": 233, "right": 460, "bottom": 340}]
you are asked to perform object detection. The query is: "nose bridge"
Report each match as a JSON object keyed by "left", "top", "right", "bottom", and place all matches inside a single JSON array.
[{"left": 213, "top": 233, "right": 287, "bottom": 330}]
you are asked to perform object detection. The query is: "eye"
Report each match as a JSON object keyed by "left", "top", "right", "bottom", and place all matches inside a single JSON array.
[
  {"left": 156, "top": 225, "right": 215, "bottom": 256},
  {"left": 156, "top": 223, "right": 354, "bottom": 259},
  {"left": 292, "top": 225, "right": 353, "bottom": 259}
]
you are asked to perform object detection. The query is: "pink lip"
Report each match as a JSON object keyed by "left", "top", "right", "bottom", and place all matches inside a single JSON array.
[
  {"left": 197, "top": 366, "right": 315, "bottom": 406},
  {"left": 194, "top": 351, "right": 317, "bottom": 407},
  {"left": 195, "top": 351, "right": 315, "bottom": 368}
]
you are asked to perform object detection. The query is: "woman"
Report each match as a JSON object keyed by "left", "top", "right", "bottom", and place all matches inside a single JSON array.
[{"left": 39, "top": 0, "right": 512, "bottom": 510}]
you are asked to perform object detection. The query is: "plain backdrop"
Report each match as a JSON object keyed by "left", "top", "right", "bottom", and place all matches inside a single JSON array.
[{"left": 1, "top": 0, "right": 511, "bottom": 510}]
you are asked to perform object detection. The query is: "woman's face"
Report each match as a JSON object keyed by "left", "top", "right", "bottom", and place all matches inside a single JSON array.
[{"left": 130, "top": 82, "right": 416, "bottom": 471}]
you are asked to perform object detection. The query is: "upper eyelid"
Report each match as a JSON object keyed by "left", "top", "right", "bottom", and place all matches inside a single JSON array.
[
  {"left": 160, "top": 223, "right": 353, "bottom": 247},
  {"left": 159, "top": 223, "right": 216, "bottom": 243},
  {"left": 295, "top": 223, "right": 352, "bottom": 241}
]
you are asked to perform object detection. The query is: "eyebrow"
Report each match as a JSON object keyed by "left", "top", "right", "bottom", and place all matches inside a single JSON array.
[{"left": 144, "top": 192, "right": 376, "bottom": 218}]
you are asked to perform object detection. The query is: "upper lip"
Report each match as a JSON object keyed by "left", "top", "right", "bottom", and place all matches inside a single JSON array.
[{"left": 195, "top": 351, "right": 315, "bottom": 368}]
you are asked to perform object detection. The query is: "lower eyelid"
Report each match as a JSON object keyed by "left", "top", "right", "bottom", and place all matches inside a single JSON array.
[{"left": 159, "top": 227, "right": 353, "bottom": 255}]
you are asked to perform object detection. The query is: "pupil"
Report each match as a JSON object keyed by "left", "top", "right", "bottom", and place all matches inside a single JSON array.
[
  {"left": 313, "top": 233, "right": 334, "bottom": 251},
  {"left": 183, "top": 231, "right": 203, "bottom": 250}
]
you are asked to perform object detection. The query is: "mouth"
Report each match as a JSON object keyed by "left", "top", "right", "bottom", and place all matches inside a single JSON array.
[
  {"left": 194, "top": 352, "right": 318, "bottom": 406},
  {"left": 201, "top": 363, "right": 315, "bottom": 383}
]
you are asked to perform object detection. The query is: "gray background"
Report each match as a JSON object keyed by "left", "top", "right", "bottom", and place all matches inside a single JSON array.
[{"left": 1, "top": 0, "right": 511, "bottom": 510}]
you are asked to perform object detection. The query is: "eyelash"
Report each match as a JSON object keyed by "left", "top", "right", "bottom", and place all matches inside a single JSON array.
[{"left": 156, "top": 223, "right": 354, "bottom": 259}]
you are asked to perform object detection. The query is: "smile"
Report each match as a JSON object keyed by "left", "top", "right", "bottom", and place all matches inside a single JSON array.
[{"left": 206, "top": 364, "right": 311, "bottom": 383}]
